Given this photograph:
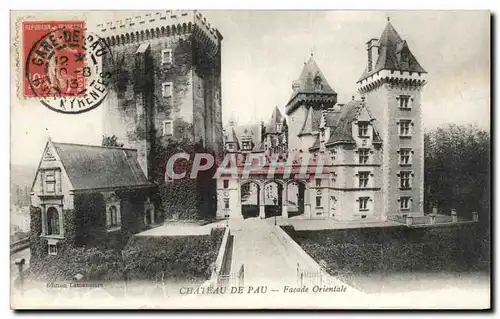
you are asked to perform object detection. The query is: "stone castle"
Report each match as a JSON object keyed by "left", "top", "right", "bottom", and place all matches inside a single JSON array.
[{"left": 220, "top": 18, "right": 427, "bottom": 221}]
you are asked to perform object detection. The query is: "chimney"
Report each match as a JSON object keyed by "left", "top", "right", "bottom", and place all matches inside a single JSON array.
[{"left": 366, "top": 38, "right": 379, "bottom": 72}]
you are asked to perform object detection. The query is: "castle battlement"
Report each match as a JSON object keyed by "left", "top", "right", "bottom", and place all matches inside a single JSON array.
[{"left": 97, "top": 10, "right": 222, "bottom": 50}]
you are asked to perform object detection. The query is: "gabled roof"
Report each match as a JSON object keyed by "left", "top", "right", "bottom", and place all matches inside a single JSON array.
[
  {"left": 52, "top": 142, "right": 152, "bottom": 191},
  {"left": 299, "top": 107, "right": 322, "bottom": 136},
  {"left": 325, "top": 100, "right": 382, "bottom": 145},
  {"left": 265, "top": 106, "right": 284, "bottom": 134},
  {"left": 358, "top": 21, "right": 427, "bottom": 82}
]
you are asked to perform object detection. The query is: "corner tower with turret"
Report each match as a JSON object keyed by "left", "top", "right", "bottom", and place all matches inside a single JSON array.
[
  {"left": 357, "top": 19, "right": 427, "bottom": 218},
  {"left": 100, "top": 11, "right": 223, "bottom": 181}
]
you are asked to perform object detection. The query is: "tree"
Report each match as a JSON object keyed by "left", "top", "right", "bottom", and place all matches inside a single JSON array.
[
  {"left": 424, "top": 124, "right": 490, "bottom": 260},
  {"left": 102, "top": 135, "right": 124, "bottom": 148}
]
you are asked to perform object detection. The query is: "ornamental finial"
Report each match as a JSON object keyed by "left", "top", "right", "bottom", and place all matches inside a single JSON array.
[{"left": 387, "top": 16, "right": 390, "bottom": 22}]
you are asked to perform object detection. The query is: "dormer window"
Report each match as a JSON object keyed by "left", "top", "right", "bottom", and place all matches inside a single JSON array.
[
  {"left": 401, "top": 51, "right": 409, "bottom": 63},
  {"left": 358, "top": 122, "right": 369, "bottom": 137},
  {"left": 276, "top": 123, "right": 282, "bottom": 132},
  {"left": 313, "top": 75, "right": 323, "bottom": 92}
]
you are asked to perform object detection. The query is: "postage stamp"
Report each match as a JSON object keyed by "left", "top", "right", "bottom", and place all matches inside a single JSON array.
[{"left": 23, "top": 20, "right": 112, "bottom": 114}]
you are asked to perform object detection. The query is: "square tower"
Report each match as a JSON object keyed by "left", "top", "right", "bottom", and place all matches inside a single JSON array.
[
  {"left": 100, "top": 11, "right": 223, "bottom": 181},
  {"left": 357, "top": 19, "right": 427, "bottom": 218}
]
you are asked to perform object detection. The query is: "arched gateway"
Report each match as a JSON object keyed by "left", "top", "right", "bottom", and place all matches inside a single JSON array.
[{"left": 215, "top": 154, "right": 323, "bottom": 220}]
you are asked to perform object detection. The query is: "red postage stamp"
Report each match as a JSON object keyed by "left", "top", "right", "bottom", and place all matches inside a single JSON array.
[
  {"left": 23, "top": 21, "right": 86, "bottom": 98},
  {"left": 22, "top": 20, "right": 113, "bottom": 114}
]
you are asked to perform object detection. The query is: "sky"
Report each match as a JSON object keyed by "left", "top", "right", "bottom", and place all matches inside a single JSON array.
[{"left": 10, "top": 10, "right": 490, "bottom": 167}]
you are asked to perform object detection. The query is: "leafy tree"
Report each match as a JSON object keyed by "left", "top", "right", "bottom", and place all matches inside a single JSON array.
[
  {"left": 102, "top": 135, "right": 124, "bottom": 148},
  {"left": 424, "top": 124, "right": 490, "bottom": 260}
]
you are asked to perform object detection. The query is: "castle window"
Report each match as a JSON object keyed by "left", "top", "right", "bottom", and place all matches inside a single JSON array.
[
  {"left": 399, "top": 148, "right": 412, "bottom": 165},
  {"left": 224, "top": 198, "right": 230, "bottom": 209},
  {"left": 44, "top": 170, "right": 56, "bottom": 193},
  {"left": 223, "top": 180, "right": 229, "bottom": 189},
  {"left": 162, "top": 82, "right": 173, "bottom": 98},
  {"left": 400, "top": 196, "right": 411, "bottom": 210},
  {"left": 359, "top": 197, "right": 369, "bottom": 211},
  {"left": 358, "top": 148, "right": 369, "bottom": 164},
  {"left": 315, "top": 179, "right": 321, "bottom": 187},
  {"left": 161, "top": 49, "right": 172, "bottom": 64},
  {"left": 398, "top": 95, "right": 411, "bottom": 109},
  {"left": 48, "top": 243, "right": 57, "bottom": 256},
  {"left": 108, "top": 205, "right": 120, "bottom": 227},
  {"left": 276, "top": 123, "right": 282, "bottom": 132},
  {"left": 358, "top": 122, "right": 369, "bottom": 137},
  {"left": 46, "top": 207, "right": 60, "bottom": 236},
  {"left": 399, "top": 120, "right": 412, "bottom": 137},
  {"left": 358, "top": 171, "right": 370, "bottom": 188},
  {"left": 399, "top": 171, "right": 412, "bottom": 189},
  {"left": 163, "top": 120, "right": 173, "bottom": 136},
  {"left": 315, "top": 196, "right": 322, "bottom": 208}
]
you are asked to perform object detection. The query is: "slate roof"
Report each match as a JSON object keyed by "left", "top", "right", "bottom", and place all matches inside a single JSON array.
[
  {"left": 287, "top": 56, "right": 337, "bottom": 105},
  {"left": 265, "top": 106, "right": 284, "bottom": 134},
  {"left": 225, "top": 126, "right": 240, "bottom": 145},
  {"left": 299, "top": 107, "right": 322, "bottom": 135},
  {"left": 52, "top": 142, "right": 152, "bottom": 191},
  {"left": 309, "top": 136, "right": 321, "bottom": 150},
  {"left": 326, "top": 101, "right": 360, "bottom": 144},
  {"left": 358, "top": 21, "right": 427, "bottom": 82},
  {"left": 324, "top": 110, "right": 342, "bottom": 128},
  {"left": 294, "top": 56, "right": 337, "bottom": 96},
  {"left": 325, "top": 101, "right": 381, "bottom": 145}
]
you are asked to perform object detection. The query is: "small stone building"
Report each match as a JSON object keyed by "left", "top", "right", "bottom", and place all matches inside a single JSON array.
[{"left": 30, "top": 139, "right": 158, "bottom": 256}]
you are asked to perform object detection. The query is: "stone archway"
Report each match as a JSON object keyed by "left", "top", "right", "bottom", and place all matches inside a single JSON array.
[
  {"left": 262, "top": 180, "right": 284, "bottom": 218},
  {"left": 240, "top": 180, "right": 261, "bottom": 219},
  {"left": 286, "top": 180, "right": 306, "bottom": 218}
]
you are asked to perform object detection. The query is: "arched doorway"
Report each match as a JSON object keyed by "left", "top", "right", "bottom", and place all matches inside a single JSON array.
[
  {"left": 286, "top": 180, "right": 306, "bottom": 218},
  {"left": 240, "top": 181, "right": 260, "bottom": 219},
  {"left": 264, "top": 181, "right": 283, "bottom": 218}
]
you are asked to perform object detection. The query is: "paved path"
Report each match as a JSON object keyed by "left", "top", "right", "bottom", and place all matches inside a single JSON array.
[{"left": 229, "top": 218, "right": 300, "bottom": 287}]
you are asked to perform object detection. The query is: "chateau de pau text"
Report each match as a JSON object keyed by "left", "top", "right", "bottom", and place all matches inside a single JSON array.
[{"left": 179, "top": 285, "right": 348, "bottom": 295}]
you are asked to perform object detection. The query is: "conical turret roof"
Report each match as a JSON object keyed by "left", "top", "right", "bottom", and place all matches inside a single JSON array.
[{"left": 358, "top": 20, "right": 427, "bottom": 82}]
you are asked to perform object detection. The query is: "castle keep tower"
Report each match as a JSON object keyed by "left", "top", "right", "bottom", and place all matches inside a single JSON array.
[
  {"left": 100, "top": 11, "right": 223, "bottom": 180},
  {"left": 357, "top": 19, "right": 427, "bottom": 218}
]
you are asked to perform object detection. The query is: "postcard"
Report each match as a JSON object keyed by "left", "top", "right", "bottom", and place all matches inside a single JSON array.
[{"left": 10, "top": 10, "right": 491, "bottom": 309}]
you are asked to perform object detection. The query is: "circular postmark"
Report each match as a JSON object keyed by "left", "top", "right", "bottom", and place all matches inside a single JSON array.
[{"left": 25, "top": 25, "right": 113, "bottom": 114}]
